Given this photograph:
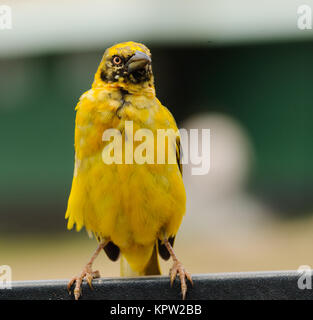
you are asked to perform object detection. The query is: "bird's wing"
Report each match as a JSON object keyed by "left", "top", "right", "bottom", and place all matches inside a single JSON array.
[
  {"left": 158, "top": 133, "right": 181, "bottom": 260},
  {"left": 65, "top": 90, "right": 117, "bottom": 232},
  {"left": 158, "top": 236, "right": 175, "bottom": 261},
  {"left": 157, "top": 105, "right": 183, "bottom": 260},
  {"left": 96, "top": 236, "right": 120, "bottom": 261}
]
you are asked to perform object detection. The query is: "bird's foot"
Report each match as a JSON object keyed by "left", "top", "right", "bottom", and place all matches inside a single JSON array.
[
  {"left": 169, "top": 260, "right": 193, "bottom": 300},
  {"left": 67, "top": 264, "right": 101, "bottom": 300}
]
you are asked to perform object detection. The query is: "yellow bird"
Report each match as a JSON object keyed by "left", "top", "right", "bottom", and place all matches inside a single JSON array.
[{"left": 66, "top": 41, "right": 192, "bottom": 300}]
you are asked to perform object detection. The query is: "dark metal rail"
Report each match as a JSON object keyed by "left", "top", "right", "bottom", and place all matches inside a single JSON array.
[{"left": 0, "top": 271, "right": 311, "bottom": 300}]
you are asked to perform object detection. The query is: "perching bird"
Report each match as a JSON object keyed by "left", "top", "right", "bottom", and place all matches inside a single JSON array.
[{"left": 65, "top": 41, "right": 192, "bottom": 300}]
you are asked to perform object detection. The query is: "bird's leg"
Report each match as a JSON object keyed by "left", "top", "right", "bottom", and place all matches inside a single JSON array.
[
  {"left": 67, "top": 239, "right": 107, "bottom": 300},
  {"left": 164, "top": 237, "right": 193, "bottom": 300}
]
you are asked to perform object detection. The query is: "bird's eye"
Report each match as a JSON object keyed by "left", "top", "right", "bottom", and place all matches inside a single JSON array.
[{"left": 112, "top": 56, "right": 122, "bottom": 65}]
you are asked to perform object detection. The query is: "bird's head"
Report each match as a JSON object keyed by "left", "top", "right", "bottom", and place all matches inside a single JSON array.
[{"left": 93, "top": 41, "right": 154, "bottom": 93}]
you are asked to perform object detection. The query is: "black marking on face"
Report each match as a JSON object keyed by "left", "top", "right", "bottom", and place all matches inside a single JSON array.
[
  {"left": 100, "top": 70, "right": 107, "bottom": 82},
  {"left": 101, "top": 54, "right": 152, "bottom": 84},
  {"left": 128, "top": 65, "right": 152, "bottom": 84}
]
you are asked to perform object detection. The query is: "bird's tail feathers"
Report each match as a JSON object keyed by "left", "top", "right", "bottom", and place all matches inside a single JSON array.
[{"left": 120, "top": 243, "right": 161, "bottom": 276}]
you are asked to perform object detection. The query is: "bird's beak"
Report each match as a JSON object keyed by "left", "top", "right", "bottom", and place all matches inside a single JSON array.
[{"left": 126, "top": 51, "right": 151, "bottom": 73}]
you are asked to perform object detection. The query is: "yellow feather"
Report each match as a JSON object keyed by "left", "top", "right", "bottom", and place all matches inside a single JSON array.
[{"left": 65, "top": 42, "right": 186, "bottom": 275}]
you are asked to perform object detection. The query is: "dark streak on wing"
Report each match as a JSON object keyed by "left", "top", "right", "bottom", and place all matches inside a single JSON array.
[
  {"left": 158, "top": 236, "right": 175, "bottom": 260},
  {"left": 103, "top": 241, "right": 120, "bottom": 261},
  {"left": 176, "top": 135, "right": 183, "bottom": 175}
]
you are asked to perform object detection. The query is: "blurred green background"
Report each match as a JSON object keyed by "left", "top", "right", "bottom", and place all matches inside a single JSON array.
[{"left": 1, "top": 0, "right": 313, "bottom": 280}]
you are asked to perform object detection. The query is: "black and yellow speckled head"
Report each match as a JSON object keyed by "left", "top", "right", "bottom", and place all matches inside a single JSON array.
[{"left": 93, "top": 41, "right": 154, "bottom": 90}]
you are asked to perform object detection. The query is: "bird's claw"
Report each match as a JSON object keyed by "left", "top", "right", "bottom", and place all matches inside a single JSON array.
[
  {"left": 86, "top": 270, "right": 100, "bottom": 289},
  {"left": 169, "top": 260, "right": 193, "bottom": 300},
  {"left": 67, "top": 267, "right": 101, "bottom": 300}
]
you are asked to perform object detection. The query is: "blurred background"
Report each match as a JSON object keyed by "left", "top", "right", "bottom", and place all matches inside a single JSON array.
[{"left": 1, "top": 0, "right": 313, "bottom": 281}]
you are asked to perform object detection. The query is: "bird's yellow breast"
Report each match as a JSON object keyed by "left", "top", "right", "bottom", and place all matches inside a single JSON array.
[{"left": 65, "top": 85, "right": 186, "bottom": 270}]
